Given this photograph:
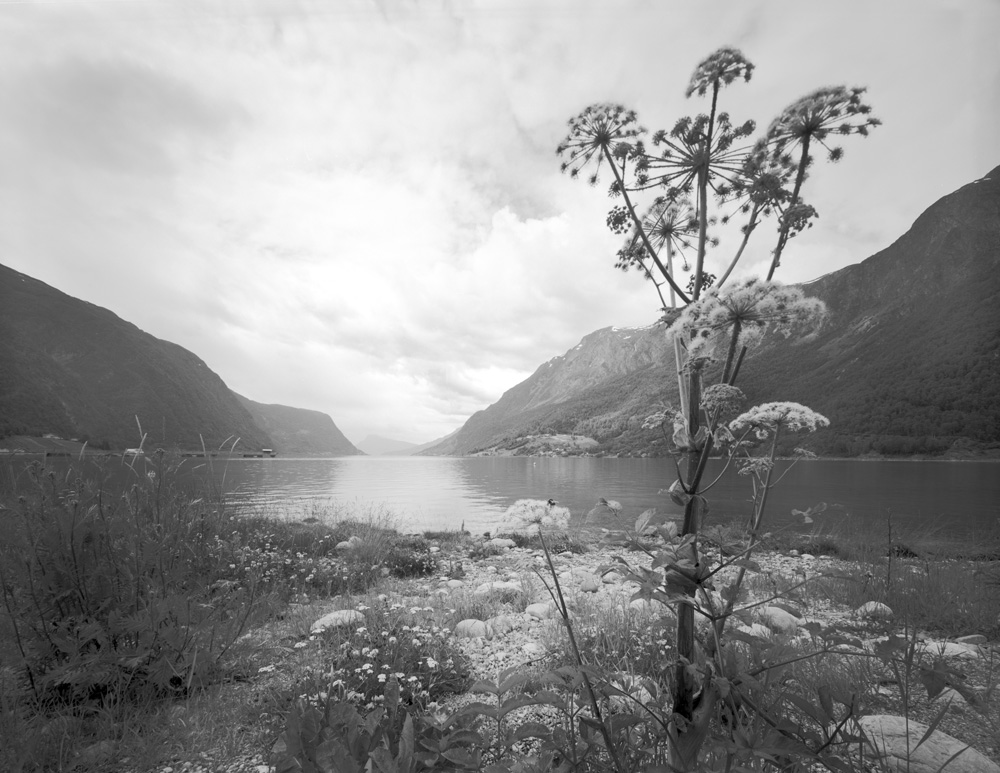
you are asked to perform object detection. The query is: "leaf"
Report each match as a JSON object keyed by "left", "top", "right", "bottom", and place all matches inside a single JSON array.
[
  {"left": 498, "top": 670, "right": 535, "bottom": 695},
  {"left": 468, "top": 679, "right": 498, "bottom": 695},
  {"left": 507, "top": 722, "right": 551, "bottom": 745},
  {"left": 917, "top": 664, "right": 950, "bottom": 701},
  {"left": 635, "top": 509, "right": 658, "bottom": 534},
  {"left": 396, "top": 714, "right": 414, "bottom": 772},
  {"left": 913, "top": 700, "right": 951, "bottom": 752},
  {"left": 817, "top": 686, "right": 835, "bottom": 723},
  {"left": 499, "top": 694, "right": 543, "bottom": 720}
]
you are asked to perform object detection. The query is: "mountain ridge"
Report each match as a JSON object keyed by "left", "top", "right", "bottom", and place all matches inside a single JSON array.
[
  {"left": 0, "top": 263, "right": 359, "bottom": 455},
  {"left": 422, "top": 166, "right": 1000, "bottom": 458}
]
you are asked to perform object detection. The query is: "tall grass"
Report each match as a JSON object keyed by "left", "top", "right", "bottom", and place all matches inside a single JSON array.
[{"left": 0, "top": 455, "right": 440, "bottom": 772}]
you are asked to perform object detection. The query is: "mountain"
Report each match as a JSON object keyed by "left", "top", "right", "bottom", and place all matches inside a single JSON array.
[
  {"left": 237, "top": 396, "right": 362, "bottom": 456},
  {"left": 0, "top": 263, "right": 358, "bottom": 454},
  {"left": 356, "top": 434, "right": 421, "bottom": 455},
  {"left": 422, "top": 167, "right": 1000, "bottom": 458},
  {"left": 420, "top": 325, "right": 675, "bottom": 456}
]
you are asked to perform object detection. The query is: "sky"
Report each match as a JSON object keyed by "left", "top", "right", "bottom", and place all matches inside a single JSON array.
[{"left": 2, "top": 0, "right": 998, "bottom": 445}]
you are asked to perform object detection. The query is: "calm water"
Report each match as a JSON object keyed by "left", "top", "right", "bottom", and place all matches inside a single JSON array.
[
  {"left": 3, "top": 455, "right": 997, "bottom": 536},
  {"left": 170, "top": 456, "right": 1000, "bottom": 536}
]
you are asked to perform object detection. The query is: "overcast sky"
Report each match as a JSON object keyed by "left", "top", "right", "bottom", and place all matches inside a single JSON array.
[{"left": 2, "top": 0, "right": 997, "bottom": 445}]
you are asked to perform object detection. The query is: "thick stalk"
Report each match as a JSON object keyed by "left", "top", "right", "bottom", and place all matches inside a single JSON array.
[
  {"left": 671, "top": 79, "right": 721, "bottom": 772},
  {"left": 603, "top": 146, "right": 690, "bottom": 303},
  {"left": 666, "top": 241, "right": 688, "bottom": 410},
  {"left": 766, "top": 134, "right": 811, "bottom": 280}
]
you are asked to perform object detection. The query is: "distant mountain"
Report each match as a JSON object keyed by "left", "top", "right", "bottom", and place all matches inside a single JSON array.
[
  {"left": 422, "top": 167, "right": 1000, "bottom": 458},
  {"left": 356, "top": 434, "right": 421, "bottom": 455},
  {"left": 237, "top": 396, "right": 362, "bottom": 456},
  {"left": 0, "top": 263, "right": 358, "bottom": 454}
]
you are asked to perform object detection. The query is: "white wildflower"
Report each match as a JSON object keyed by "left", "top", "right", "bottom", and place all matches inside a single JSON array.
[
  {"left": 667, "top": 277, "right": 826, "bottom": 362},
  {"left": 730, "top": 402, "right": 830, "bottom": 436}
]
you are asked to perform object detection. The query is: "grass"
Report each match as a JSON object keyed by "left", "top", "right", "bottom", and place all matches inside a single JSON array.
[{"left": 4, "top": 458, "right": 999, "bottom": 770}]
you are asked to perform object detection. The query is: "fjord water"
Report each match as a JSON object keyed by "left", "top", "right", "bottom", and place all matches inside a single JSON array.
[{"left": 205, "top": 456, "right": 998, "bottom": 536}]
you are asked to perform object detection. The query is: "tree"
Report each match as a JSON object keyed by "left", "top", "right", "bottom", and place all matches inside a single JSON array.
[{"left": 557, "top": 47, "right": 878, "bottom": 769}]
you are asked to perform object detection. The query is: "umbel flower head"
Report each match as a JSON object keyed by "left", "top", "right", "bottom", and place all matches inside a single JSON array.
[
  {"left": 763, "top": 86, "right": 881, "bottom": 165},
  {"left": 557, "top": 103, "right": 645, "bottom": 186},
  {"left": 666, "top": 276, "right": 826, "bottom": 360},
  {"left": 730, "top": 402, "right": 830, "bottom": 439},
  {"left": 686, "top": 46, "right": 755, "bottom": 98},
  {"left": 700, "top": 384, "right": 745, "bottom": 418}
]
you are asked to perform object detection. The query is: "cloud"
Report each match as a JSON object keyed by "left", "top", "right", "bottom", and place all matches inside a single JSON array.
[{"left": 1, "top": 0, "right": 994, "bottom": 444}]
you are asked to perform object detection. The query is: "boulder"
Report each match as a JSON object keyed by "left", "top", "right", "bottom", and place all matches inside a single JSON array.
[
  {"left": 919, "top": 640, "right": 983, "bottom": 660},
  {"left": 311, "top": 609, "right": 364, "bottom": 633},
  {"left": 578, "top": 575, "right": 601, "bottom": 593},
  {"left": 526, "top": 602, "right": 557, "bottom": 620},
  {"left": 856, "top": 601, "right": 893, "bottom": 620},
  {"left": 485, "top": 614, "right": 521, "bottom": 635},
  {"left": 854, "top": 715, "right": 1000, "bottom": 773},
  {"left": 757, "top": 606, "right": 802, "bottom": 635},
  {"left": 454, "top": 619, "right": 493, "bottom": 639},
  {"left": 473, "top": 580, "right": 522, "bottom": 596},
  {"left": 583, "top": 498, "right": 623, "bottom": 530},
  {"left": 488, "top": 537, "right": 516, "bottom": 549}
]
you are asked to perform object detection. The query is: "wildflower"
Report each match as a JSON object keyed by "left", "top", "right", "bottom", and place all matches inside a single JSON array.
[
  {"left": 426, "top": 657, "right": 438, "bottom": 670},
  {"left": 730, "top": 402, "right": 830, "bottom": 438},
  {"left": 667, "top": 277, "right": 825, "bottom": 365},
  {"left": 700, "top": 384, "right": 745, "bottom": 418},
  {"left": 557, "top": 103, "right": 645, "bottom": 186}
]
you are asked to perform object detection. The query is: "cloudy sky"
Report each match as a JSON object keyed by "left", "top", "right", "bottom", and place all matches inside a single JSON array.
[{"left": 2, "top": 0, "right": 997, "bottom": 445}]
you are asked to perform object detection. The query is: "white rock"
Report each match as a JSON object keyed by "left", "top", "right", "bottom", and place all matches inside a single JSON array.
[
  {"left": 522, "top": 642, "right": 546, "bottom": 657},
  {"left": 473, "top": 580, "right": 522, "bottom": 596},
  {"left": 485, "top": 614, "right": 521, "bottom": 635},
  {"left": 854, "top": 714, "right": 1000, "bottom": 773},
  {"left": 447, "top": 579, "right": 465, "bottom": 589},
  {"left": 919, "top": 641, "right": 982, "bottom": 660},
  {"left": 579, "top": 575, "right": 601, "bottom": 593},
  {"left": 757, "top": 606, "right": 801, "bottom": 635},
  {"left": 955, "top": 634, "right": 987, "bottom": 645},
  {"left": 310, "top": 609, "right": 364, "bottom": 633},
  {"left": 602, "top": 571, "right": 623, "bottom": 584},
  {"left": 526, "top": 602, "right": 557, "bottom": 620},
  {"left": 856, "top": 601, "right": 893, "bottom": 620},
  {"left": 454, "top": 619, "right": 493, "bottom": 639},
  {"left": 489, "top": 538, "right": 516, "bottom": 549},
  {"left": 429, "top": 546, "right": 441, "bottom": 553}
]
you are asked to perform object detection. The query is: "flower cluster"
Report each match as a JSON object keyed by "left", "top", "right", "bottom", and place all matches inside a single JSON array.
[
  {"left": 667, "top": 276, "right": 826, "bottom": 361},
  {"left": 301, "top": 603, "right": 470, "bottom": 713},
  {"left": 730, "top": 402, "right": 830, "bottom": 439},
  {"left": 700, "top": 384, "right": 745, "bottom": 418}
]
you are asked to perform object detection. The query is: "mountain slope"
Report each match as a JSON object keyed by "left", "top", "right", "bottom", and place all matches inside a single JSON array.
[
  {"left": 423, "top": 167, "right": 1000, "bottom": 458},
  {"left": 236, "top": 396, "right": 362, "bottom": 456},
  {"left": 0, "top": 264, "right": 267, "bottom": 450}
]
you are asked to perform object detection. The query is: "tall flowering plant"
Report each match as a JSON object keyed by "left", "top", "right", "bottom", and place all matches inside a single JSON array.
[{"left": 557, "top": 47, "right": 878, "bottom": 769}]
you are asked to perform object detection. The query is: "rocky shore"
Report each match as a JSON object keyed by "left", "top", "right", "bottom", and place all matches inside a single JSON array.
[{"left": 306, "top": 536, "right": 1000, "bottom": 770}]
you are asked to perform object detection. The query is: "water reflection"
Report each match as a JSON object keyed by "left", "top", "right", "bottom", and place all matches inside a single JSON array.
[{"left": 3, "top": 455, "right": 997, "bottom": 536}]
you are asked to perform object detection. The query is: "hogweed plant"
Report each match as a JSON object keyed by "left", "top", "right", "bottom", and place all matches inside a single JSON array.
[{"left": 557, "top": 46, "right": 881, "bottom": 769}]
